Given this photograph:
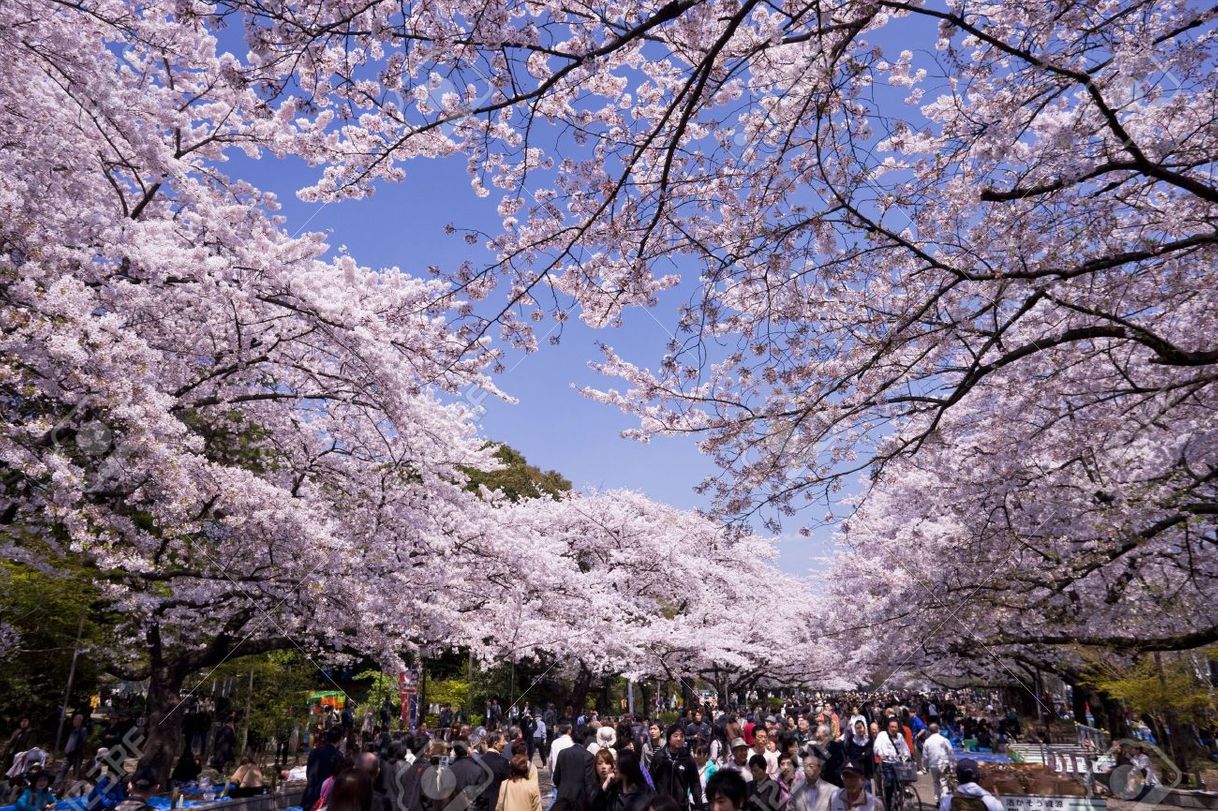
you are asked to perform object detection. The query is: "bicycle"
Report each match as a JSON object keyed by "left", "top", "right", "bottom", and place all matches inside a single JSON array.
[{"left": 887, "top": 761, "right": 922, "bottom": 811}]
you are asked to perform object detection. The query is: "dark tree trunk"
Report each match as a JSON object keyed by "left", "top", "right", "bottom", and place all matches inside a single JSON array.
[
  {"left": 597, "top": 676, "right": 613, "bottom": 714},
  {"left": 1097, "top": 692, "right": 1126, "bottom": 739},
  {"left": 140, "top": 661, "right": 188, "bottom": 786},
  {"left": 681, "top": 679, "right": 695, "bottom": 710},
  {"left": 569, "top": 664, "right": 593, "bottom": 715},
  {"left": 1071, "top": 682, "right": 1088, "bottom": 725}
]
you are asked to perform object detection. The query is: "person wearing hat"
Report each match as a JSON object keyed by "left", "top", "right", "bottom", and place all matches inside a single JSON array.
[
  {"left": 589, "top": 726, "right": 619, "bottom": 758},
  {"left": 649, "top": 726, "right": 702, "bottom": 811},
  {"left": 827, "top": 761, "right": 878, "bottom": 811},
  {"left": 937, "top": 760, "right": 1001, "bottom": 811},
  {"left": 721, "top": 739, "right": 752, "bottom": 782},
  {"left": 87, "top": 748, "right": 128, "bottom": 811}
]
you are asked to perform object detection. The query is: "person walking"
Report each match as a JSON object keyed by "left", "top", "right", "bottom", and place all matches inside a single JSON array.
[
  {"left": 448, "top": 740, "right": 490, "bottom": 811},
  {"left": 478, "top": 734, "right": 511, "bottom": 811},
  {"left": 328, "top": 769, "right": 374, "bottom": 811},
  {"left": 872, "top": 720, "right": 910, "bottom": 811},
  {"left": 705, "top": 770, "right": 748, "bottom": 811},
  {"left": 497, "top": 752, "right": 542, "bottom": 811},
  {"left": 789, "top": 752, "right": 832, "bottom": 811},
  {"left": 303, "top": 728, "right": 345, "bottom": 811},
  {"left": 839, "top": 722, "right": 871, "bottom": 792},
  {"left": 534, "top": 719, "right": 549, "bottom": 767},
  {"left": 827, "top": 762, "right": 878, "bottom": 811},
  {"left": 649, "top": 726, "right": 702, "bottom": 811},
  {"left": 212, "top": 717, "right": 237, "bottom": 772},
  {"left": 59, "top": 713, "right": 90, "bottom": 786},
  {"left": 554, "top": 729, "right": 597, "bottom": 810},
  {"left": 921, "top": 726, "right": 953, "bottom": 805}
]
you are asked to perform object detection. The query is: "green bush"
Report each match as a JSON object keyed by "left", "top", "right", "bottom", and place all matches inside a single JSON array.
[{"left": 428, "top": 678, "right": 468, "bottom": 708}]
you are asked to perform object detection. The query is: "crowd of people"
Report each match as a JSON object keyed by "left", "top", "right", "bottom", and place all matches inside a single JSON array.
[
  {"left": 296, "top": 691, "right": 1015, "bottom": 811},
  {"left": 0, "top": 688, "right": 1054, "bottom": 811}
]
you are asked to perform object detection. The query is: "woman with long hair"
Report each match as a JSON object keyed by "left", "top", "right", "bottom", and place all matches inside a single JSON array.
[
  {"left": 496, "top": 752, "right": 541, "bottom": 811},
  {"left": 593, "top": 749, "right": 655, "bottom": 811},
  {"left": 324, "top": 769, "right": 372, "bottom": 811},
  {"left": 595, "top": 749, "right": 617, "bottom": 791}
]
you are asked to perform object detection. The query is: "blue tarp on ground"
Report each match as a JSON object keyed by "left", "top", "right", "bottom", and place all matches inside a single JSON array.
[
  {"left": 952, "top": 745, "right": 1012, "bottom": 764},
  {"left": 1, "top": 796, "right": 231, "bottom": 811}
]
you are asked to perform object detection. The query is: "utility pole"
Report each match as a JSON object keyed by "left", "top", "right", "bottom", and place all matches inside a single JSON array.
[
  {"left": 240, "top": 669, "right": 254, "bottom": 756},
  {"left": 466, "top": 648, "right": 474, "bottom": 723},
  {"left": 508, "top": 650, "right": 517, "bottom": 715},
  {"left": 54, "top": 614, "right": 86, "bottom": 754}
]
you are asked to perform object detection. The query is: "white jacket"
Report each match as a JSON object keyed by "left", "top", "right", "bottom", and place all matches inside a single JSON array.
[
  {"left": 922, "top": 733, "right": 954, "bottom": 770},
  {"left": 547, "top": 734, "right": 573, "bottom": 774},
  {"left": 873, "top": 732, "right": 911, "bottom": 763},
  {"left": 938, "top": 783, "right": 1004, "bottom": 811}
]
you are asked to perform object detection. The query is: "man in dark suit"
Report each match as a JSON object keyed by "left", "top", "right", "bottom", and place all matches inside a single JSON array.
[
  {"left": 553, "top": 728, "right": 597, "bottom": 811},
  {"left": 302, "top": 727, "right": 344, "bottom": 811},
  {"left": 477, "top": 734, "right": 510, "bottom": 811},
  {"left": 448, "top": 739, "right": 493, "bottom": 811}
]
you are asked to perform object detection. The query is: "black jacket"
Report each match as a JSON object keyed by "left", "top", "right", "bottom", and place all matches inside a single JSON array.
[
  {"left": 449, "top": 755, "right": 492, "bottom": 811},
  {"left": 554, "top": 744, "right": 597, "bottom": 810},
  {"left": 841, "top": 738, "right": 874, "bottom": 780},
  {"left": 302, "top": 743, "right": 343, "bottom": 811},
  {"left": 593, "top": 785, "right": 655, "bottom": 811},
  {"left": 649, "top": 746, "right": 702, "bottom": 810},
  {"left": 817, "top": 741, "right": 846, "bottom": 788},
  {"left": 478, "top": 751, "right": 510, "bottom": 811}
]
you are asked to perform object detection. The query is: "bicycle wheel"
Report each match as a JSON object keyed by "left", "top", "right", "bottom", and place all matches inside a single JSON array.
[
  {"left": 905, "top": 783, "right": 923, "bottom": 811},
  {"left": 889, "top": 775, "right": 905, "bottom": 811}
]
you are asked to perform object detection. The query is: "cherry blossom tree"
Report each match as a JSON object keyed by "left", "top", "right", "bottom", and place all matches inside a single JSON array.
[
  {"left": 1, "top": 2, "right": 827, "bottom": 772},
  {"left": 0, "top": 0, "right": 506, "bottom": 774},
  {"left": 199, "top": 0, "right": 1218, "bottom": 527},
  {"left": 453, "top": 489, "right": 833, "bottom": 704},
  {"left": 206, "top": 0, "right": 1217, "bottom": 677},
  {"left": 823, "top": 382, "right": 1217, "bottom": 692},
  {"left": 9, "top": 0, "right": 1216, "bottom": 729}
]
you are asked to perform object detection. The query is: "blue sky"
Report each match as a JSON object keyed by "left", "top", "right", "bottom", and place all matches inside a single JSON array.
[
  {"left": 229, "top": 148, "right": 841, "bottom": 576},
  {"left": 217, "top": 6, "right": 946, "bottom": 577}
]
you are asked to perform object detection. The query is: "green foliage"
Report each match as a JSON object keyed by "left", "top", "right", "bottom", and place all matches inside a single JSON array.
[
  {"left": 0, "top": 558, "right": 112, "bottom": 740},
  {"left": 1089, "top": 651, "right": 1216, "bottom": 726},
  {"left": 656, "top": 711, "right": 679, "bottom": 726},
  {"left": 356, "top": 670, "right": 400, "bottom": 709},
  {"left": 427, "top": 678, "right": 469, "bottom": 709},
  {"left": 210, "top": 651, "right": 319, "bottom": 753},
  {"left": 463, "top": 443, "right": 571, "bottom": 501}
]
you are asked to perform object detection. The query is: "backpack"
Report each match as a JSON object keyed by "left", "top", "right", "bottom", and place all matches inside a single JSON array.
[{"left": 950, "top": 796, "right": 989, "bottom": 811}]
